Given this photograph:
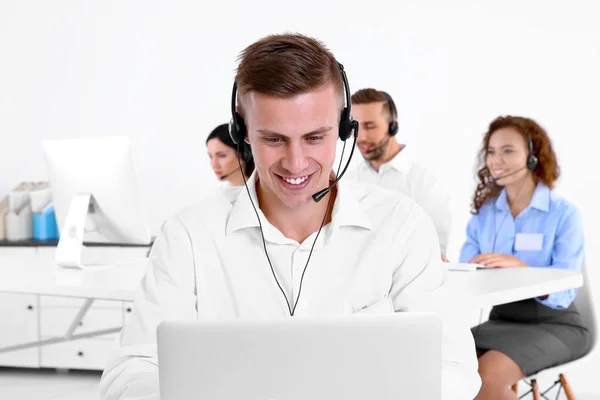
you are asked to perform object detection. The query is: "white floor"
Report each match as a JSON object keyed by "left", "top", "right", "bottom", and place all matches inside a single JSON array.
[
  {"left": 0, "top": 367, "right": 101, "bottom": 400},
  {"left": 2, "top": 367, "right": 600, "bottom": 400}
]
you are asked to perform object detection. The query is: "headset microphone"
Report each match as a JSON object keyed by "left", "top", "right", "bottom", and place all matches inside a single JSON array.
[
  {"left": 219, "top": 167, "right": 242, "bottom": 180},
  {"left": 489, "top": 166, "right": 527, "bottom": 184},
  {"left": 311, "top": 63, "right": 359, "bottom": 203},
  {"left": 365, "top": 135, "right": 392, "bottom": 154},
  {"left": 312, "top": 133, "right": 358, "bottom": 203}
]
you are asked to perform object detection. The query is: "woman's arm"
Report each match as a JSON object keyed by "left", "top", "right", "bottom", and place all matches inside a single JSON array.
[
  {"left": 458, "top": 215, "right": 480, "bottom": 263},
  {"left": 536, "top": 205, "right": 585, "bottom": 309}
]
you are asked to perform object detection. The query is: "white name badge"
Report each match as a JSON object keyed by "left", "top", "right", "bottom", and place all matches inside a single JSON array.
[{"left": 515, "top": 233, "right": 544, "bottom": 251}]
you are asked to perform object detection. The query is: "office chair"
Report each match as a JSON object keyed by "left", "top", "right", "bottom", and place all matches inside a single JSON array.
[{"left": 512, "top": 264, "right": 597, "bottom": 400}]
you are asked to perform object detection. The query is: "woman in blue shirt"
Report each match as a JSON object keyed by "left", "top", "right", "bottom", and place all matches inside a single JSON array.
[{"left": 460, "top": 116, "right": 589, "bottom": 399}]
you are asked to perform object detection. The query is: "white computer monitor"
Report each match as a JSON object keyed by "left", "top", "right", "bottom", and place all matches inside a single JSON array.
[
  {"left": 157, "top": 313, "right": 442, "bottom": 400},
  {"left": 43, "top": 137, "right": 152, "bottom": 268}
]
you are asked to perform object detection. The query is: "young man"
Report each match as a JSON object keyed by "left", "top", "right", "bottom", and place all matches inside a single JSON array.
[
  {"left": 348, "top": 89, "right": 453, "bottom": 260},
  {"left": 98, "top": 34, "right": 480, "bottom": 400}
]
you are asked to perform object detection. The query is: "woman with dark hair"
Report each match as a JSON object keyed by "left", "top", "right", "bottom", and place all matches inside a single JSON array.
[
  {"left": 206, "top": 123, "right": 255, "bottom": 187},
  {"left": 460, "top": 116, "right": 589, "bottom": 399}
]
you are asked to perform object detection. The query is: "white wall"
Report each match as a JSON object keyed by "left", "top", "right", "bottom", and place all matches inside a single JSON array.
[{"left": 1, "top": 0, "right": 599, "bottom": 394}]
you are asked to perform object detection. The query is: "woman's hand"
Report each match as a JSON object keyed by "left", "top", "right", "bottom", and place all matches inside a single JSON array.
[{"left": 469, "top": 253, "right": 528, "bottom": 268}]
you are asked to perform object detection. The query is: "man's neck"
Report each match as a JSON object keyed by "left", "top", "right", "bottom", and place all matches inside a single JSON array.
[
  {"left": 257, "top": 180, "right": 336, "bottom": 244},
  {"left": 369, "top": 140, "right": 403, "bottom": 172}
]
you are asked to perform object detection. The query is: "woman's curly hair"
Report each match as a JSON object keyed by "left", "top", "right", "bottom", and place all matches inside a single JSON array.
[{"left": 471, "top": 116, "right": 560, "bottom": 214}]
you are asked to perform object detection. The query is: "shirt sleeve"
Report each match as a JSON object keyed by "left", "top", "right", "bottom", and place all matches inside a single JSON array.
[
  {"left": 98, "top": 216, "right": 198, "bottom": 400},
  {"left": 389, "top": 202, "right": 481, "bottom": 400},
  {"left": 535, "top": 204, "right": 585, "bottom": 309},
  {"left": 459, "top": 214, "right": 481, "bottom": 263}
]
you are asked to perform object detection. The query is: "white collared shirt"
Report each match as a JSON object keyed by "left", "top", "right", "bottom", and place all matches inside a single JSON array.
[
  {"left": 346, "top": 145, "right": 453, "bottom": 254},
  {"left": 99, "top": 175, "right": 480, "bottom": 400}
]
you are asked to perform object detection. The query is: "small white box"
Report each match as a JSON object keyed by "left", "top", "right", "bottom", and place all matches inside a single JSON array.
[{"left": 6, "top": 205, "right": 33, "bottom": 241}]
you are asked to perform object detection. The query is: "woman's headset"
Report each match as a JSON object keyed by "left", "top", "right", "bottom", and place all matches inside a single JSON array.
[{"left": 526, "top": 134, "right": 539, "bottom": 170}]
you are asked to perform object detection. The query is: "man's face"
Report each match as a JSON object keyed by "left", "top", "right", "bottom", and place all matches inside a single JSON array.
[
  {"left": 352, "top": 102, "right": 391, "bottom": 160},
  {"left": 244, "top": 83, "right": 340, "bottom": 209}
]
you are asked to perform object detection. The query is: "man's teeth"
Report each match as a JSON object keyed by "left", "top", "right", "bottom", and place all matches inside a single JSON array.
[{"left": 283, "top": 176, "right": 308, "bottom": 185}]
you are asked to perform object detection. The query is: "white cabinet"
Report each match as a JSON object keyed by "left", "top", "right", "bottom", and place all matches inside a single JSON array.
[
  {"left": 0, "top": 293, "right": 40, "bottom": 368},
  {"left": 0, "top": 247, "right": 42, "bottom": 368},
  {"left": 39, "top": 304, "right": 124, "bottom": 338},
  {"left": 38, "top": 295, "right": 127, "bottom": 370},
  {"left": 40, "top": 339, "right": 117, "bottom": 370},
  {"left": 0, "top": 245, "right": 140, "bottom": 371},
  {"left": 124, "top": 302, "right": 134, "bottom": 324}
]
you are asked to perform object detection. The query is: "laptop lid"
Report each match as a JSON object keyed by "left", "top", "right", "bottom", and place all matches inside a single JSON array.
[{"left": 157, "top": 313, "right": 441, "bottom": 400}]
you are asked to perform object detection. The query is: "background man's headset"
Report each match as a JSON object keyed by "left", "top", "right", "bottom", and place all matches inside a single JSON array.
[
  {"left": 361, "top": 91, "right": 398, "bottom": 158},
  {"left": 228, "top": 61, "right": 359, "bottom": 316},
  {"left": 379, "top": 91, "right": 398, "bottom": 136}
]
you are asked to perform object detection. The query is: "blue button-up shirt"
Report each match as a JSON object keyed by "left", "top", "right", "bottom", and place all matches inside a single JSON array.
[{"left": 459, "top": 183, "right": 585, "bottom": 309}]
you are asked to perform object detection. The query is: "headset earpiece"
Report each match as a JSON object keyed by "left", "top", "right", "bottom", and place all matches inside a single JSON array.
[
  {"left": 229, "top": 112, "right": 246, "bottom": 145},
  {"left": 241, "top": 141, "right": 252, "bottom": 163},
  {"left": 337, "top": 63, "right": 357, "bottom": 141},
  {"left": 526, "top": 134, "right": 538, "bottom": 170},
  {"left": 380, "top": 91, "right": 398, "bottom": 136},
  {"left": 388, "top": 120, "right": 398, "bottom": 136},
  {"left": 228, "top": 81, "right": 247, "bottom": 145}
]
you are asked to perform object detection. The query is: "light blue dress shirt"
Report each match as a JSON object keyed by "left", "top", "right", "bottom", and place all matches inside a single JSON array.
[{"left": 459, "top": 183, "right": 585, "bottom": 309}]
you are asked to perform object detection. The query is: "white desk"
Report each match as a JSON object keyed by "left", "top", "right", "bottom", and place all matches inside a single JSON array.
[
  {"left": 0, "top": 245, "right": 148, "bottom": 366},
  {"left": 404, "top": 266, "right": 584, "bottom": 312},
  {"left": 0, "top": 255, "right": 584, "bottom": 367},
  {"left": 0, "top": 259, "right": 147, "bottom": 302}
]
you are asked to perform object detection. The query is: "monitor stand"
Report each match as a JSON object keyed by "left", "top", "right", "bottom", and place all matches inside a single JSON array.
[{"left": 55, "top": 193, "right": 112, "bottom": 268}]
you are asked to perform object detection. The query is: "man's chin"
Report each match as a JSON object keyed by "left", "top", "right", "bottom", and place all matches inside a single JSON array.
[
  {"left": 361, "top": 152, "right": 381, "bottom": 161},
  {"left": 274, "top": 190, "right": 314, "bottom": 209}
]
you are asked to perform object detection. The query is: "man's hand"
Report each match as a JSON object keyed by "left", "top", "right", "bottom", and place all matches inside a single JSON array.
[{"left": 469, "top": 253, "right": 527, "bottom": 268}]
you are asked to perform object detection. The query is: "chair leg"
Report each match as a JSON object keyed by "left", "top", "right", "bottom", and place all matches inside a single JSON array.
[
  {"left": 559, "top": 374, "right": 576, "bottom": 400},
  {"left": 531, "top": 379, "right": 541, "bottom": 400},
  {"left": 511, "top": 382, "right": 518, "bottom": 393}
]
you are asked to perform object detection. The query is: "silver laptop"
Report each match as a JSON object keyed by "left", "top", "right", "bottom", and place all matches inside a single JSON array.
[{"left": 157, "top": 313, "right": 442, "bottom": 400}]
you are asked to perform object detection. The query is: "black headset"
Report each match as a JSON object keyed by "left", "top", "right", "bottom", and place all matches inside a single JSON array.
[
  {"left": 227, "top": 60, "right": 358, "bottom": 317},
  {"left": 526, "top": 134, "right": 539, "bottom": 171},
  {"left": 238, "top": 141, "right": 252, "bottom": 163},
  {"left": 379, "top": 91, "right": 398, "bottom": 136},
  {"left": 228, "top": 62, "right": 358, "bottom": 145}
]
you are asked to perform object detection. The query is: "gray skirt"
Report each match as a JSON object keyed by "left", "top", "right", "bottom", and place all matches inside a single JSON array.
[{"left": 471, "top": 298, "right": 590, "bottom": 376}]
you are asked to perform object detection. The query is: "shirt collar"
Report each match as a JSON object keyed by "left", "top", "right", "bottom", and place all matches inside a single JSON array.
[
  {"left": 225, "top": 172, "right": 373, "bottom": 237},
  {"left": 494, "top": 182, "right": 551, "bottom": 212},
  {"left": 529, "top": 183, "right": 551, "bottom": 211},
  {"left": 359, "top": 143, "right": 411, "bottom": 173}
]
